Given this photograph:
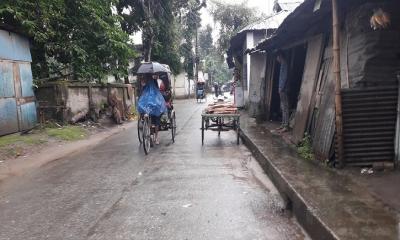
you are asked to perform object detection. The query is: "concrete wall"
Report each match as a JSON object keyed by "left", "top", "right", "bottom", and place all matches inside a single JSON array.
[
  {"left": 171, "top": 72, "right": 194, "bottom": 98},
  {"left": 248, "top": 52, "right": 267, "bottom": 117},
  {"left": 241, "top": 32, "right": 254, "bottom": 103},
  {"left": 36, "top": 83, "right": 135, "bottom": 123},
  {"left": 245, "top": 32, "right": 254, "bottom": 94},
  {"left": 172, "top": 72, "right": 185, "bottom": 98},
  {"left": 66, "top": 87, "right": 90, "bottom": 117},
  {"left": 241, "top": 31, "right": 267, "bottom": 110},
  {"left": 91, "top": 87, "right": 109, "bottom": 111}
]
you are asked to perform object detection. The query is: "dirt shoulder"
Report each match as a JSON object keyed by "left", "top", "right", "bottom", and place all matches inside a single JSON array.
[{"left": 0, "top": 120, "right": 135, "bottom": 183}]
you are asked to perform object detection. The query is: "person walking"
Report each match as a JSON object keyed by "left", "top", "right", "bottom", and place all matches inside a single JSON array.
[
  {"left": 276, "top": 50, "right": 289, "bottom": 133},
  {"left": 213, "top": 82, "right": 219, "bottom": 97}
]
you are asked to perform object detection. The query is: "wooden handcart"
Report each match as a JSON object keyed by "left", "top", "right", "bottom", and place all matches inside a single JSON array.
[{"left": 201, "top": 112, "right": 241, "bottom": 145}]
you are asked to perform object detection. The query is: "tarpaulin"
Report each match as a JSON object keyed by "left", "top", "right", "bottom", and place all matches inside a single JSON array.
[{"left": 137, "top": 80, "right": 167, "bottom": 116}]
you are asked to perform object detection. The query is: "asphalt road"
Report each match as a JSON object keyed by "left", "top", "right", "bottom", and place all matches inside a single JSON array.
[{"left": 0, "top": 99, "right": 308, "bottom": 240}]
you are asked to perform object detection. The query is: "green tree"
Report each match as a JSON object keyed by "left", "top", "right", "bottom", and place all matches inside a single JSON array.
[
  {"left": 210, "top": 1, "right": 258, "bottom": 54},
  {"left": 198, "top": 24, "right": 213, "bottom": 59},
  {"left": 117, "top": 0, "right": 205, "bottom": 75},
  {"left": 0, "top": 0, "right": 135, "bottom": 81},
  {"left": 151, "top": 18, "right": 182, "bottom": 74},
  {"left": 179, "top": 0, "right": 206, "bottom": 79},
  {"left": 196, "top": 19, "right": 230, "bottom": 85},
  {"left": 204, "top": 49, "right": 231, "bottom": 84}
]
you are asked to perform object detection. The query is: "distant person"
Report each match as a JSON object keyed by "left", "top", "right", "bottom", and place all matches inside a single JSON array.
[
  {"left": 213, "top": 82, "right": 219, "bottom": 97},
  {"left": 276, "top": 50, "right": 289, "bottom": 133}
]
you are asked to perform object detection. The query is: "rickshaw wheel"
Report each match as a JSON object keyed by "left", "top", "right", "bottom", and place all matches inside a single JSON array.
[
  {"left": 142, "top": 116, "right": 151, "bottom": 155},
  {"left": 137, "top": 118, "right": 143, "bottom": 144},
  {"left": 170, "top": 111, "right": 176, "bottom": 143}
]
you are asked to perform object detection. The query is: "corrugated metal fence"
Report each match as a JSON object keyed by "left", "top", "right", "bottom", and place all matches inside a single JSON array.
[
  {"left": 341, "top": 86, "right": 398, "bottom": 165},
  {"left": 0, "top": 29, "right": 37, "bottom": 136}
]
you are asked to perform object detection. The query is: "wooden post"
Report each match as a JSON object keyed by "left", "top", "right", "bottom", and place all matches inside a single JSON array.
[{"left": 332, "top": 0, "right": 345, "bottom": 168}]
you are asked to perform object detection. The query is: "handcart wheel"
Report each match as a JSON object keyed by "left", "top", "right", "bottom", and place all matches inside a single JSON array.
[
  {"left": 142, "top": 116, "right": 151, "bottom": 155},
  {"left": 170, "top": 111, "right": 176, "bottom": 143},
  {"left": 137, "top": 117, "right": 143, "bottom": 144}
]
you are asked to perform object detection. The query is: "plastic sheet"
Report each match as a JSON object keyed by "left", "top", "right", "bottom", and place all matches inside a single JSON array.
[{"left": 137, "top": 80, "right": 167, "bottom": 116}]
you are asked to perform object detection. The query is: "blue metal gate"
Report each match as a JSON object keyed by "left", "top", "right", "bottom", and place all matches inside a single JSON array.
[{"left": 0, "top": 29, "right": 37, "bottom": 136}]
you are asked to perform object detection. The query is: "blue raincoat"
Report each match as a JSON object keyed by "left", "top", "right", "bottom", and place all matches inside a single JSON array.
[{"left": 137, "top": 80, "right": 167, "bottom": 116}]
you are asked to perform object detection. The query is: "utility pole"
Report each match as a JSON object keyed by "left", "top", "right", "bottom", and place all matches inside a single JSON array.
[
  {"left": 194, "top": 20, "right": 199, "bottom": 97},
  {"left": 141, "top": 0, "right": 154, "bottom": 62},
  {"left": 188, "top": 0, "right": 206, "bottom": 99}
]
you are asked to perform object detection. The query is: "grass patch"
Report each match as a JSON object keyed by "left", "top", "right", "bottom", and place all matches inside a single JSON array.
[
  {"left": 0, "top": 133, "right": 47, "bottom": 159},
  {"left": 46, "top": 126, "right": 87, "bottom": 141},
  {"left": 0, "top": 125, "right": 87, "bottom": 160},
  {"left": 0, "top": 133, "right": 47, "bottom": 148},
  {"left": 297, "top": 133, "right": 314, "bottom": 161}
]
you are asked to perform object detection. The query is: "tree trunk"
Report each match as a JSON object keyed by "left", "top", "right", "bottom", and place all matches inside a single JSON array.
[
  {"left": 141, "top": 0, "right": 153, "bottom": 62},
  {"left": 143, "top": 34, "right": 153, "bottom": 62}
]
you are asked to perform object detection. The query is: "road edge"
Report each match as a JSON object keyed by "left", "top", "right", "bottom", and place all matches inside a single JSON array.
[
  {"left": 240, "top": 130, "right": 338, "bottom": 240},
  {"left": 0, "top": 121, "right": 136, "bottom": 183}
]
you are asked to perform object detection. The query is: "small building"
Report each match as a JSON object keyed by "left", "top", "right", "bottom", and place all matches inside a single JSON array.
[
  {"left": 0, "top": 28, "right": 37, "bottom": 136},
  {"left": 227, "top": 11, "right": 294, "bottom": 116},
  {"left": 171, "top": 72, "right": 194, "bottom": 99},
  {"left": 251, "top": 0, "right": 400, "bottom": 167}
]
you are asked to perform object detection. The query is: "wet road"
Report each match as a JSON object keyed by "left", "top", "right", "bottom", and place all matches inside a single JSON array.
[{"left": 0, "top": 99, "right": 308, "bottom": 240}]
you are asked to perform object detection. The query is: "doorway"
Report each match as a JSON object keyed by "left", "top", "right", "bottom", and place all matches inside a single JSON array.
[{"left": 268, "top": 43, "right": 308, "bottom": 123}]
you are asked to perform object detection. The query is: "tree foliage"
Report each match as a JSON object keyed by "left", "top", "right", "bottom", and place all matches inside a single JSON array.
[
  {"left": 151, "top": 17, "right": 182, "bottom": 74},
  {"left": 0, "top": 0, "right": 136, "bottom": 81},
  {"left": 0, "top": 0, "right": 210, "bottom": 80},
  {"left": 203, "top": 49, "right": 231, "bottom": 84},
  {"left": 178, "top": 0, "right": 203, "bottom": 79},
  {"left": 210, "top": 1, "right": 258, "bottom": 54},
  {"left": 200, "top": 1, "right": 260, "bottom": 85},
  {"left": 116, "top": 0, "right": 205, "bottom": 75},
  {"left": 197, "top": 24, "right": 230, "bottom": 84},
  {"left": 199, "top": 24, "right": 213, "bottom": 59}
]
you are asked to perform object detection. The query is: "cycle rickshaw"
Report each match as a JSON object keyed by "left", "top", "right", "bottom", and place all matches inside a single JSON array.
[
  {"left": 196, "top": 81, "right": 206, "bottom": 103},
  {"left": 136, "top": 62, "right": 177, "bottom": 155}
]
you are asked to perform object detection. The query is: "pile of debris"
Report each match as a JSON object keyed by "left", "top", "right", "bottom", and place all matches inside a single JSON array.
[{"left": 205, "top": 103, "right": 238, "bottom": 114}]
